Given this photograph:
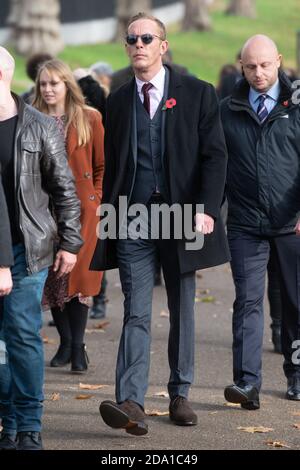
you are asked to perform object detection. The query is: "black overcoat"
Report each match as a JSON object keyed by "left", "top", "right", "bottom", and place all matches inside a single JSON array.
[{"left": 91, "top": 66, "right": 230, "bottom": 273}]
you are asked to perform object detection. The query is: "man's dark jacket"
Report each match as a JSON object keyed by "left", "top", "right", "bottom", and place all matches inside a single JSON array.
[
  {"left": 221, "top": 72, "right": 300, "bottom": 235},
  {"left": 91, "top": 66, "right": 230, "bottom": 273},
  {"left": 0, "top": 166, "right": 13, "bottom": 266},
  {"left": 12, "top": 94, "right": 83, "bottom": 273}
]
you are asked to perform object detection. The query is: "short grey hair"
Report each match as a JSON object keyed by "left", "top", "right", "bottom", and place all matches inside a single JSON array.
[{"left": 89, "top": 62, "right": 113, "bottom": 77}]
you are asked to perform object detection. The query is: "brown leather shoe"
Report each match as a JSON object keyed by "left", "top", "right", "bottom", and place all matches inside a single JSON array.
[
  {"left": 99, "top": 400, "right": 148, "bottom": 435},
  {"left": 169, "top": 396, "right": 198, "bottom": 426}
]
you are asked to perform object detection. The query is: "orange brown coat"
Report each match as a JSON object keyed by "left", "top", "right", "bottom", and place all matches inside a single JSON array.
[{"left": 66, "top": 109, "right": 104, "bottom": 296}]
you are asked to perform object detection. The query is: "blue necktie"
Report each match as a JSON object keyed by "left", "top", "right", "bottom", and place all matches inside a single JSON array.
[{"left": 257, "top": 94, "right": 268, "bottom": 123}]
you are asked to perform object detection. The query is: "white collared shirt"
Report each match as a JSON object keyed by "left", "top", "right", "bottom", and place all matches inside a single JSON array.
[{"left": 135, "top": 67, "right": 166, "bottom": 119}]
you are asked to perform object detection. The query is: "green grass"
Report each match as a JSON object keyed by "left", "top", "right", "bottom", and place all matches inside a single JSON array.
[{"left": 10, "top": 0, "right": 300, "bottom": 93}]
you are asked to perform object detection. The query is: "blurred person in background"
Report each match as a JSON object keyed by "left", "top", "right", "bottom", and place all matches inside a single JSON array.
[
  {"left": 33, "top": 59, "right": 104, "bottom": 374},
  {"left": 89, "top": 61, "right": 113, "bottom": 96},
  {"left": 21, "top": 53, "right": 53, "bottom": 104},
  {"left": 73, "top": 67, "right": 107, "bottom": 124}
]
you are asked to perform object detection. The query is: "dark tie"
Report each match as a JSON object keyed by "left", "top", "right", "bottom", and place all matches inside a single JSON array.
[
  {"left": 142, "top": 83, "right": 153, "bottom": 115},
  {"left": 257, "top": 94, "right": 268, "bottom": 123}
]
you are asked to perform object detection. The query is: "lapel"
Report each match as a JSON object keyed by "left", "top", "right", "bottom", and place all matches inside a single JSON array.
[
  {"left": 117, "top": 79, "right": 136, "bottom": 172},
  {"left": 131, "top": 83, "right": 137, "bottom": 167},
  {"left": 160, "top": 66, "right": 169, "bottom": 168},
  {"left": 164, "top": 66, "right": 182, "bottom": 166}
]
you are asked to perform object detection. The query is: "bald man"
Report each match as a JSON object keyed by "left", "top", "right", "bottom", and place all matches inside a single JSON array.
[
  {"left": 221, "top": 35, "right": 300, "bottom": 409},
  {"left": 0, "top": 47, "right": 83, "bottom": 450}
]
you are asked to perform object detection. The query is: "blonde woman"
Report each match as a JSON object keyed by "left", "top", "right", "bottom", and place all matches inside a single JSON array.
[{"left": 33, "top": 59, "right": 104, "bottom": 373}]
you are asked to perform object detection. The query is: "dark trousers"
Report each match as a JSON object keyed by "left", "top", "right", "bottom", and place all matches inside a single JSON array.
[
  {"left": 267, "top": 248, "right": 282, "bottom": 330},
  {"left": 115, "top": 204, "right": 195, "bottom": 407},
  {"left": 228, "top": 230, "right": 300, "bottom": 390}
]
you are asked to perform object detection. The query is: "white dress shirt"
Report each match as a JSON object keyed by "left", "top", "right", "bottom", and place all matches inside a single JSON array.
[{"left": 135, "top": 67, "right": 166, "bottom": 119}]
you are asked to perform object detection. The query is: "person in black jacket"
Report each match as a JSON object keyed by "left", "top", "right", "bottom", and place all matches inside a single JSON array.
[
  {"left": 91, "top": 13, "right": 229, "bottom": 436},
  {"left": 0, "top": 47, "right": 83, "bottom": 451},
  {"left": 221, "top": 35, "right": 300, "bottom": 410},
  {"left": 0, "top": 167, "right": 13, "bottom": 296}
]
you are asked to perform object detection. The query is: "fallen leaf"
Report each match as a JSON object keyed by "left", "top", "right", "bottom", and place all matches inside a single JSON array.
[
  {"left": 79, "top": 383, "right": 108, "bottom": 390},
  {"left": 238, "top": 426, "right": 274, "bottom": 433},
  {"left": 266, "top": 440, "right": 291, "bottom": 448},
  {"left": 75, "top": 394, "right": 94, "bottom": 399},
  {"left": 195, "top": 297, "right": 201, "bottom": 303},
  {"left": 154, "top": 391, "right": 169, "bottom": 398},
  {"left": 85, "top": 329, "right": 104, "bottom": 334},
  {"left": 292, "top": 423, "right": 300, "bottom": 429},
  {"left": 93, "top": 321, "right": 110, "bottom": 330},
  {"left": 223, "top": 402, "right": 241, "bottom": 408},
  {"left": 201, "top": 296, "right": 216, "bottom": 303},
  {"left": 160, "top": 310, "right": 169, "bottom": 318},
  {"left": 197, "top": 289, "right": 210, "bottom": 295},
  {"left": 42, "top": 336, "right": 56, "bottom": 344},
  {"left": 145, "top": 409, "right": 169, "bottom": 416},
  {"left": 209, "top": 411, "right": 218, "bottom": 415},
  {"left": 291, "top": 411, "right": 300, "bottom": 417},
  {"left": 50, "top": 393, "right": 60, "bottom": 401}
]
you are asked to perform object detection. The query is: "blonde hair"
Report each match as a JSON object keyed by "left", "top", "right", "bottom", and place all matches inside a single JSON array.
[
  {"left": 33, "top": 59, "right": 92, "bottom": 146},
  {"left": 127, "top": 12, "right": 166, "bottom": 40}
]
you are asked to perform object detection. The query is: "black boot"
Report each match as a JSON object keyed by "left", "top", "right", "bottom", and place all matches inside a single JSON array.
[
  {"left": 271, "top": 325, "right": 282, "bottom": 354},
  {"left": 71, "top": 343, "right": 89, "bottom": 373},
  {"left": 90, "top": 295, "right": 107, "bottom": 319},
  {"left": 50, "top": 341, "right": 72, "bottom": 367}
]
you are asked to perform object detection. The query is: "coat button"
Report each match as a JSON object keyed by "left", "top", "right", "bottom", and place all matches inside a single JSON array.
[
  {"left": 84, "top": 172, "right": 91, "bottom": 179},
  {"left": 89, "top": 195, "right": 95, "bottom": 201}
]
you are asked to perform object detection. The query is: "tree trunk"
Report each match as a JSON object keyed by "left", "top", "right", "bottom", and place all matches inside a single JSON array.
[
  {"left": 114, "top": 0, "right": 152, "bottom": 43},
  {"left": 182, "top": 0, "right": 212, "bottom": 32},
  {"left": 226, "top": 0, "right": 256, "bottom": 18},
  {"left": 7, "top": 0, "right": 64, "bottom": 57}
]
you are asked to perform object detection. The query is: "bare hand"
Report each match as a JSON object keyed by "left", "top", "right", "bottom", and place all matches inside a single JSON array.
[
  {"left": 195, "top": 213, "right": 215, "bottom": 235},
  {"left": 53, "top": 250, "right": 77, "bottom": 278},
  {"left": 294, "top": 219, "right": 300, "bottom": 235},
  {"left": 0, "top": 267, "right": 13, "bottom": 296}
]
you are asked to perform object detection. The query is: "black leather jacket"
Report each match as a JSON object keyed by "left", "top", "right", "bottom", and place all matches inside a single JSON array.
[{"left": 13, "top": 94, "right": 83, "bottom": 273}]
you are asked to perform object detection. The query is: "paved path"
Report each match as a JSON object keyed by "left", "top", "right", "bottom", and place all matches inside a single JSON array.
[{"left": 42, "top": 265, "right": 300, "bottom": 450}]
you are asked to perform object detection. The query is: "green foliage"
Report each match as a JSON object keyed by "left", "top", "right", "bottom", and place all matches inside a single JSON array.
[{"left": 11, "top": 0, "right": 300, "bottom": 93}]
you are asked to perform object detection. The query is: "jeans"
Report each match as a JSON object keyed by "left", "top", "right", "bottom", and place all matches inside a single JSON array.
[{"left": 0, "top": 244, "right": 48, "bottom": 432}]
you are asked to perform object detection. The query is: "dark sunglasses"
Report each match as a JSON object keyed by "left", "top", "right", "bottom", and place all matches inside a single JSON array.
[{"left": 126, "top": 34, "right": 163, "bottom": 45}]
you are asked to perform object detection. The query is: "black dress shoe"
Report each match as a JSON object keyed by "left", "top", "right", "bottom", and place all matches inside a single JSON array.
[
  {"left": 99, "top": 400, "right": 148, "bottom": 436},
  {"left": 50, "top": 341, "right": 72, "bottom": 367},
  {"left": 169, "top": 396, "right": 198, "bottom": 426},
  {"left": 16, "top": 431, "right": 43, "bottom": 450},
  {"left": 71, "top": 343, "right": 89, "bottom": 373},
  {"left": 286, "top": 377, "right": 300, "bottom": 401},
  {"left": 0, "top": 432, "right": 17, "bottom": 450},
  {"left": 224, "top": 384, "right": 260, "bottom": 410}
]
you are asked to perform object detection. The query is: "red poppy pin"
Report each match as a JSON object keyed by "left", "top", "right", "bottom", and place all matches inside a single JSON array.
[
  {"left": 282, "top": 100, "right": 289, "bottom": 107},
  {"left": 162, "top": 97, "right": 177, "bottom": 112}
]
